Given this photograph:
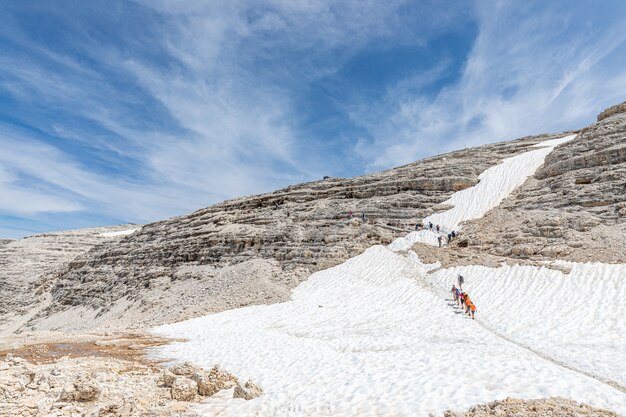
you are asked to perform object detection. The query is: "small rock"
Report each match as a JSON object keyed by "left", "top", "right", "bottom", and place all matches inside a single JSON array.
[
  {"left": 162, "top": 370, "right": 177, "bottom": 387},
  {"left": 59, "top": 374, "right": 100, "bottom": 402},
  {"left": 169, "top": 362, "right": 198, "bottom": 377},
  {"left": 192, "top": 366, "right": 239, "bottom": 397},
  {"left": 170, "top": 377, "right": 197, "bottom": 401},
  {"left": 233, "top": 380, "right": 263, "bottom": 400}
]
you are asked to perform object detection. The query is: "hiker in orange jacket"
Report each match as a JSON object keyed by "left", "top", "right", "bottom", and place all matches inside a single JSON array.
[
  {"left": 464, "top": 295, "right": 472, "bottom": 314},
  {"left": 469, "top": 302, "right": 476, "bottom": 320}
]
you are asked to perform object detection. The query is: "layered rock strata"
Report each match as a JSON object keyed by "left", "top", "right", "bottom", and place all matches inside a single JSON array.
[
  {"left": 0, "top": 225, "right": 140, "bottom": 336},
  {"left": 457, "top": 103, "right": 626, "bottom": 263}
]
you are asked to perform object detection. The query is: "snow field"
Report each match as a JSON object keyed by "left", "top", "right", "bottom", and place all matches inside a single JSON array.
[
  {"left": 429, "top": 262, "right": 626, "bottom": 389},
  {"left": 152, "top": 246, "right": 626, "bottom": 416},
  {"left": 393, "top": 134, "right": 578, "bottom": 249},
  {"left": 151, "top": 133, "right": 626, "bottom": 415}
]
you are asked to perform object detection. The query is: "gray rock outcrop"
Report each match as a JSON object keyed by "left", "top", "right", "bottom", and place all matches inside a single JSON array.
[
  {"left": 458, "top": 103, "right": 626, "bottom": 263},
  {"left": 170, "top": 377, "right": 197, "bottom": 401},
  {"left": 233, "top": 380, "right": 263, "bottom": 400},
  {"left": 59, "top": 374, "right": 101, "bottom": 402},
  {"left": 0, "top": 225, "right": 140, "bottom": 336}
]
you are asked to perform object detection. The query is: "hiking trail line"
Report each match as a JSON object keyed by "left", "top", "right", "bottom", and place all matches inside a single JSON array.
[{"left": 418, "top": 266, "right": 626, "bottom": 395}]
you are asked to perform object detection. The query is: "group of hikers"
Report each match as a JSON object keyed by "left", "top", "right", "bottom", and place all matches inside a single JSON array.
[
  {"left": 450, "top": 275, "right": 477, "bottom": 320},
  {"left": 415, "top": 221, "right": 458, "bottom": 247}
]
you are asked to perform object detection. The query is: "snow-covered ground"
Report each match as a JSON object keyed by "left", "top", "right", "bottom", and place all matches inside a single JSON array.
[
  {"left": 151, "top": 134, "right": 625, "bottom": 416},
  {"left": 389, "top": 134, "right": 577, "bottom": 250},
  {"left": 99, "top": 228, "right": 139, "bottom": 237},
  {"left": 430, "top": 262, "right": 626, "bottom": 389}
]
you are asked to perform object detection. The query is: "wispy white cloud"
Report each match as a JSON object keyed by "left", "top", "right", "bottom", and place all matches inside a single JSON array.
[
  {"left": 353, "top": 1, "right": 626, "bottom": 169},
  {"left": 1, "top": 1, "right": 624, "bottom": 237}
]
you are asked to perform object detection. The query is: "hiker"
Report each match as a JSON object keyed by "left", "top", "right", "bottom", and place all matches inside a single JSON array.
[
  {"left": 455, "top": 287, "right": 462, "bottom": 305},
  {"left": 429, "top": 222, "right": 433, "bottom": 230},
  {"left": 457, "top": 275, "right": 464, "bottom": 290},
  {"left": 451, "top": 230, "right": 456, "bottom": 238},
  {"left": 469, "top": 302, "right": 476, "bottom": 319},
  {"left": 464, "top": 295, "right": 472, "bottom": 314},
  {"left": 362, "top": 212, "right": 366, "bottom": 221},
  {"left": 460, "top": 292, "right": 466, "bottom": 309},
  {"left": 447, "top": 233, "right": 452, "bottom": 243},
  {"left": 451, "top": 285, "right": 457, "bottom": 302},
  {"left": 436, "top": 224, "right": 440, "bottom": 232},
  {"left": 437, "top": 235, "right": 442, "bottom": 247},
  {"left": 348, "top": 210, "right": 353, "bottom": 218}
]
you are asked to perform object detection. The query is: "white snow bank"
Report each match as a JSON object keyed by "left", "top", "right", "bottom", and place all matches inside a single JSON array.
[
  {"left": 391, "top": 135, "right": 577, "bottom": 251},
  {"left": 387, "top": 229, "right": 440, "bottom": 251},
  {"left": 152, "top": 246, "right": 626, "bottom": 416},
  {"left": 99, "top": 228, "right": 139, "bottom": 237},
  {"left": 429, "top": 262, "right": 626, "bottom": 388},
  {"left": 425, "top": 134, "right": 576, "bottom": 231}
]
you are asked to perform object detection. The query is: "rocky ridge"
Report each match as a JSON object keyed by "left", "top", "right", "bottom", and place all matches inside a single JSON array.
[
  {"left": 20, "top": 133, "right": 573, "bottom": 333},
  {"left": 0, "top": 225, "right": 140, "bottom": 336},
  {"left": 455, "top": 103, "right": 626, "bottom": 263}
]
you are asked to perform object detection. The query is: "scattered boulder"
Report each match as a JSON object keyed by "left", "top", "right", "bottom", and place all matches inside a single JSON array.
[
  {"left": 233, "top": 380, "right": 263, "bottom": 400},
  {"left": 169, "top": 362, "right": 197, "bottom": 377},
  {"left": 192, "top": 366, "right": 239, "bottom": 397},
  {"left": 161, "top": 370, "right": 177, "bottom": 387},
  {"left": 170, "top": 377, "right": 197, "bottom": 401},
  {"left": 59, "top": 374, "right": 101, "bottom": 402}
]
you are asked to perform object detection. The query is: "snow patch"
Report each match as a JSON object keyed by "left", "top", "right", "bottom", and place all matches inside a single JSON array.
[
  {"left": 426, "top": 134, "right": 576, "bottom": 231},
  {"left": 99, "top": 228, "right": 139, "bottom": 237},
  {"left": 390, "top": 134, "right": 577, "bottom": 251}
]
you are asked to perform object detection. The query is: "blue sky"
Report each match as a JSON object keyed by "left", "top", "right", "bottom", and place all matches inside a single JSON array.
[{"left": 1, "top": 1, "right": 626, "bottom": 238}]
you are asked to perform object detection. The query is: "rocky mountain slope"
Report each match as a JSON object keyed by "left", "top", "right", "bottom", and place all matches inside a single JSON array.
[
  {"left": 0, "top": 225, "right": 140, "bottom": 336},
  {"left": 16, "top": 132, "right": 574, "bottom": 333},
  {"left": 455, "top": 103, "right": 626, "bottom": 263}
]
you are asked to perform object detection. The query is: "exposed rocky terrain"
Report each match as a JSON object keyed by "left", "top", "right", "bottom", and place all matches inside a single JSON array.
[
  {"left": 456, "top": 103, "right": 626, "bottom": 264},
  {"left": 445, "top": 397, "right": 621, "bottom": 417},
  {"left": 0, "top": 334, "right": 259, "bottom": 417},
  {"left": 0, "top": 225, "right": 140, "bottom": 336},
  {"left": 19, "top": 132, "right": 576, "bottom": 333}
]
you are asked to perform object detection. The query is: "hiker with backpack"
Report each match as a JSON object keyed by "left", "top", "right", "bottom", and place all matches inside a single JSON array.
[
  {"left": 469, "top": 302, "right": 476, "bottom": 320},
  {"left": 457, "top": 275, "right": 464, "bottom": 290}
]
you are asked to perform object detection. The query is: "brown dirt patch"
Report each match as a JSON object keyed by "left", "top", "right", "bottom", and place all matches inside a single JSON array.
[{"left": 0, "top": 333, "right": 179, "bottom": 366}]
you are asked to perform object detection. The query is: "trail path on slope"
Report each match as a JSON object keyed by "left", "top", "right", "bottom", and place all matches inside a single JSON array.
[
  {"left": 393, "top": 132, "right": 626, "bottom": 395},
  {"left": 419, "top": 269, "right": 626, "bottom": 395},
  {"left": 474, "top": 313, "right": 626, "bottom": 395}
]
